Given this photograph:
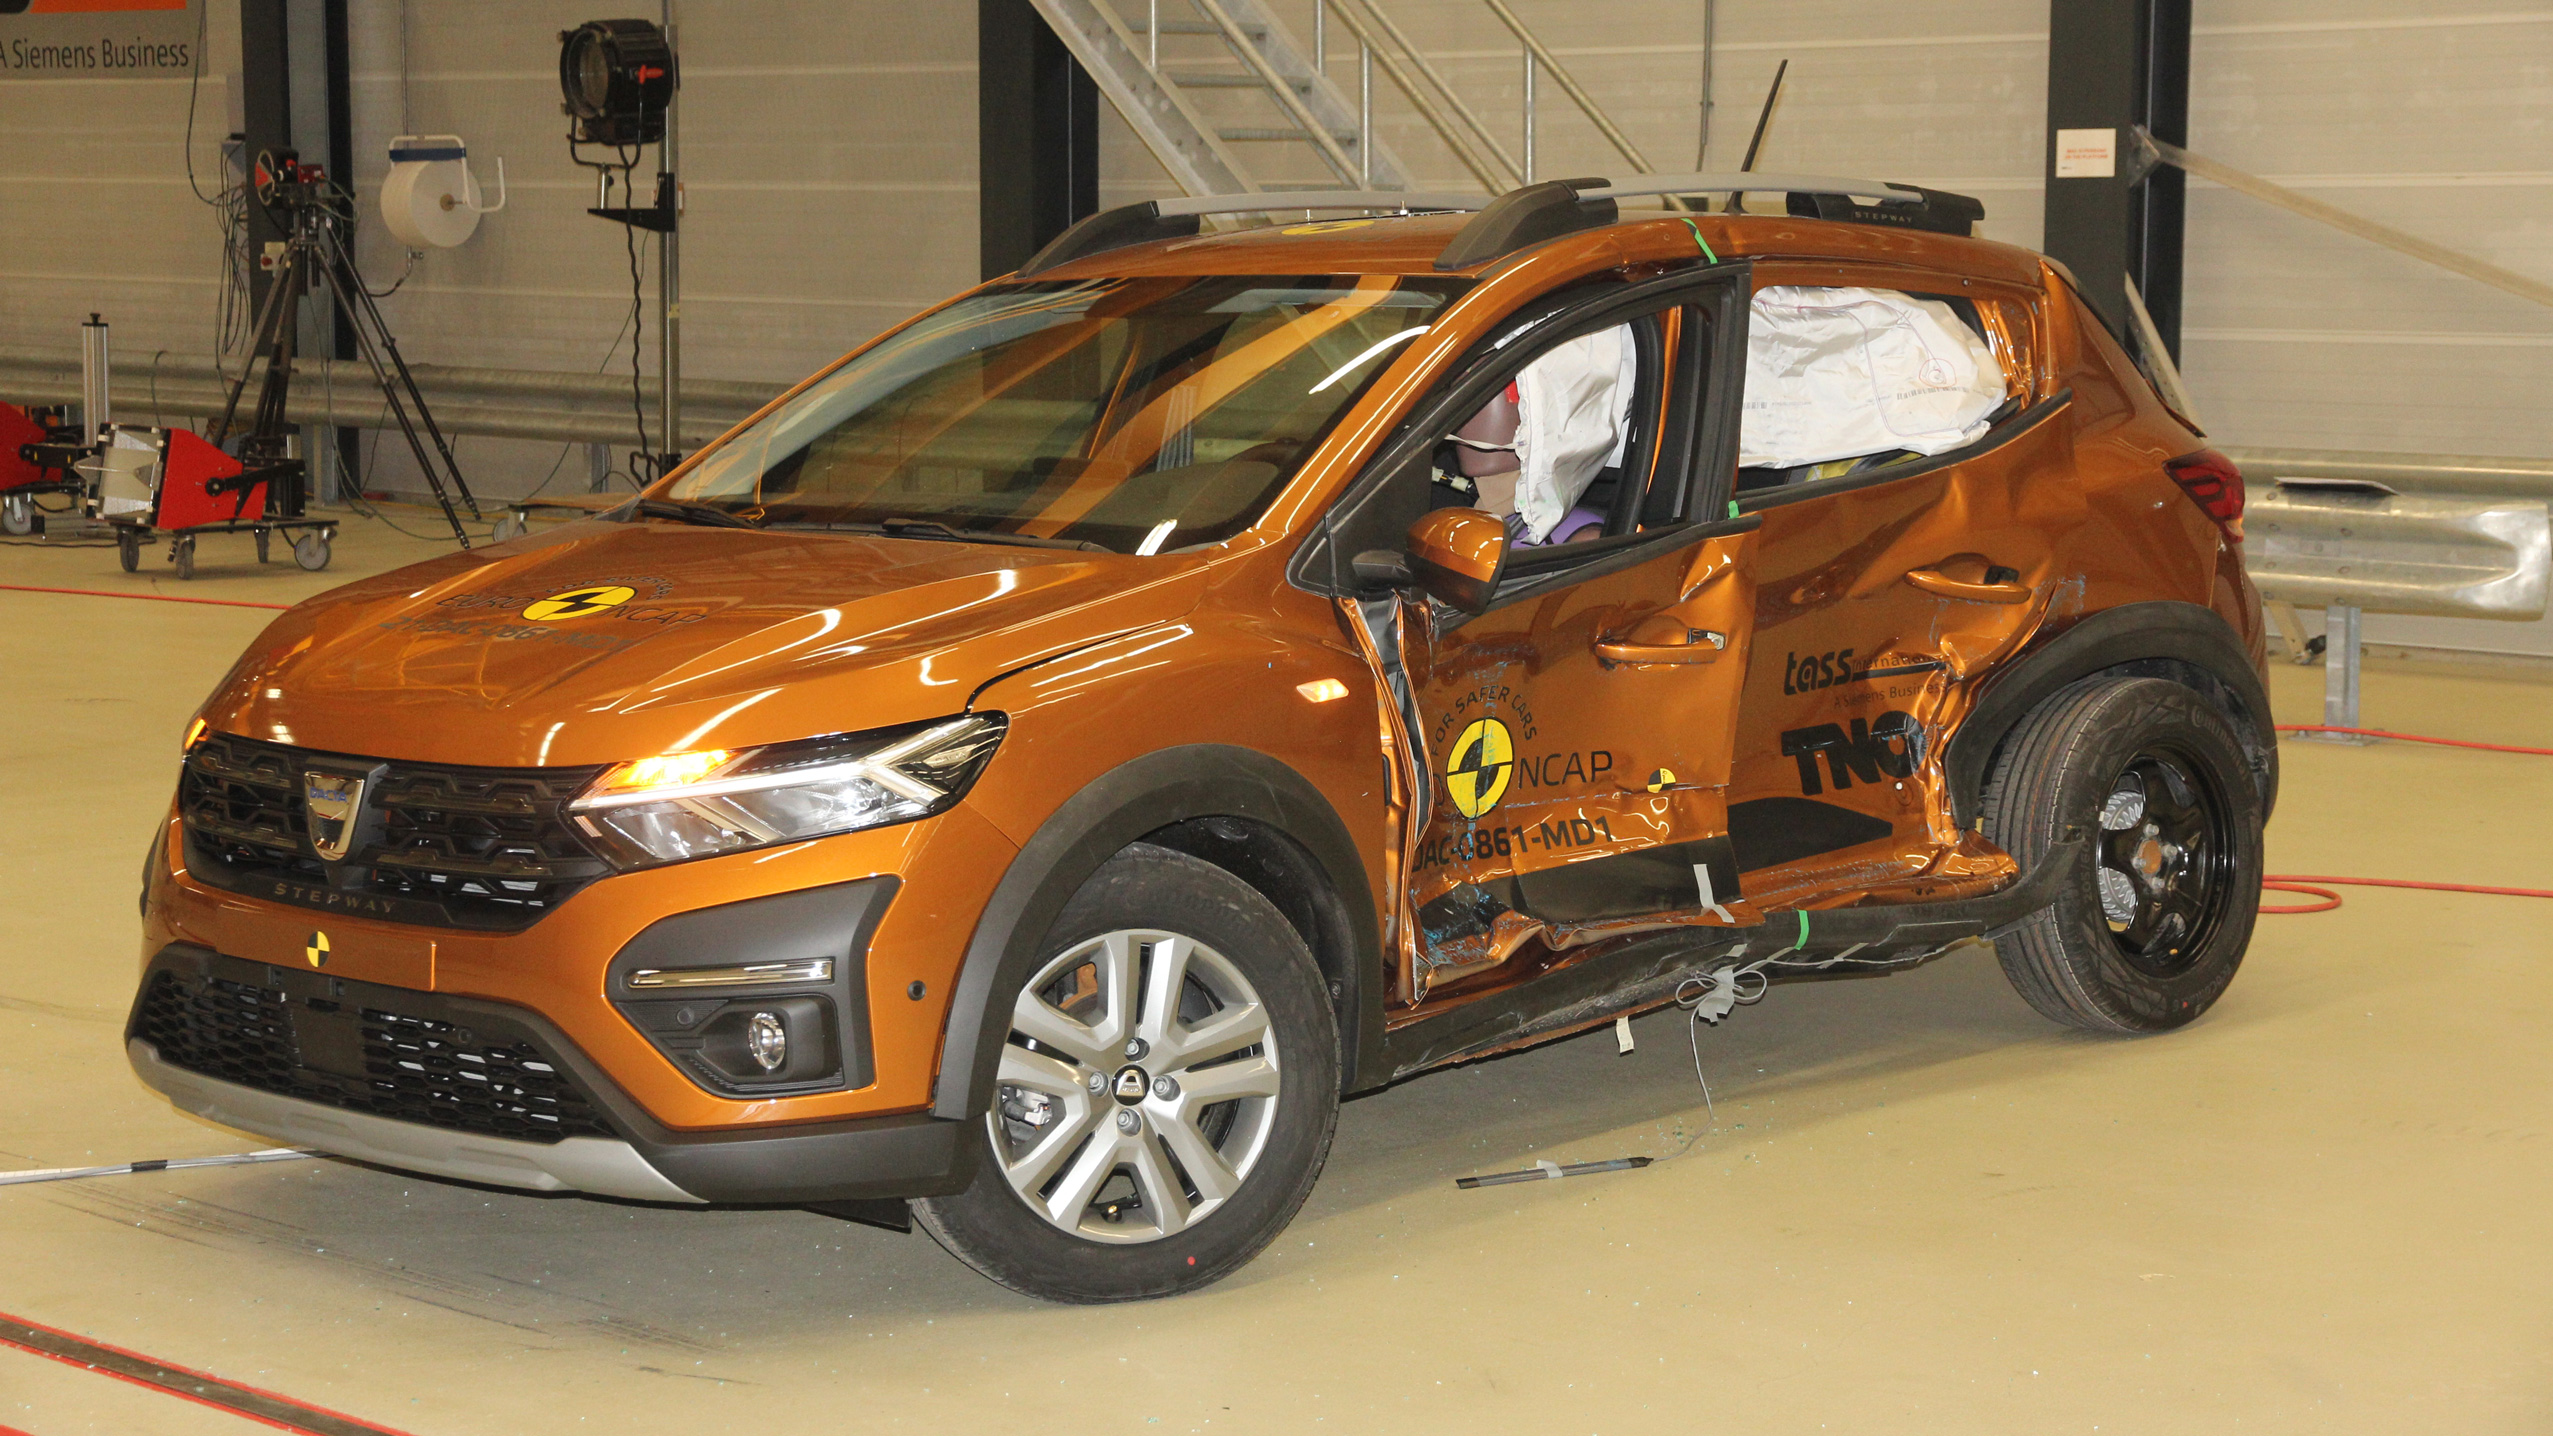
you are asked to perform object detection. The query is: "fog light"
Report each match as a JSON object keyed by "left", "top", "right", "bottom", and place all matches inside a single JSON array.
[{"left": 745, "top": 1011, "right": 788, "bottom": 1072}]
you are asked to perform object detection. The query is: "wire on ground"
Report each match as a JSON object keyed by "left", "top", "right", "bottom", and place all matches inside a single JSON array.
[
  {"left": 0, "top": 1148, "right": 314, "bottom": 1188},
  {"left": 2264, "top": 723, "right": 2553, "bottom": 912}
]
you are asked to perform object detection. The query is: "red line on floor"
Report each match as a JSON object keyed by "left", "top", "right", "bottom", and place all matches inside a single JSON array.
[
  {"left": 0, "top": 1310, "right": 416, "bottom": 1436},
  {"left": 2277, "top": 724, "right": 2553, "bottom": 756},
  {"left": 0, "top": 583, "right": 293, "bottom": 611},
  {"left": 0, "top": 583, "right": 291, "bottom": 611}
]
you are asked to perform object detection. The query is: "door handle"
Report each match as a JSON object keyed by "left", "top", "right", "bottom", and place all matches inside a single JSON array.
[
  {"left": 1595, "top": 626, "right": 1726, "bottom": 665},
  {"left": 1904, "top": 567, "right": 2031, "bottom": 604}
]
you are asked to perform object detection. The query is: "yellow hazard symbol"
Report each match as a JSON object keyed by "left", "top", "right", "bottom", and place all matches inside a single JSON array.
[
  {"left": 520, "top": 585, "right": 636, "bottom": 622},
  {"left": 1445, "top": 717, "right": 1515, "bottom": 820},
  {"left": 305, "top": 931, "right": 330, "bottom": 969}
]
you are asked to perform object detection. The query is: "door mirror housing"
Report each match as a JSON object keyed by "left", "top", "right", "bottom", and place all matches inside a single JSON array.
[{"left": 1403, "top": 508, "right": 1509, "bottom": 612}]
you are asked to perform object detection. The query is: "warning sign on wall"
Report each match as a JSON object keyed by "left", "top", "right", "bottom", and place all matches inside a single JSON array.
[
  {"left": 2053, "top": 128, "right": 2118, "bottom": 180},
  {"left": 0, "top": 0, "right": 199, "bottom": 80}
]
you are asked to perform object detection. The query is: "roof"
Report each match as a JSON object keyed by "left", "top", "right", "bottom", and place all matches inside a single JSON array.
[{"left": 1023, "top": 207, "right": 2050, "bottom": 289}]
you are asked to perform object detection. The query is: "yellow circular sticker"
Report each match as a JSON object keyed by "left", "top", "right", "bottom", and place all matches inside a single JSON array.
[
  {"left": 1280, "top": 219, "right": 1375, "bottom": 235},
  {"left": 520, "top": 585, "right": 636, "bottom": 622},
  {"left": 1445, "top": 717, "right": 1515, "bottom": 820},
  {"left": 305, "top": 930, "right": 330, "bottom": 969}
]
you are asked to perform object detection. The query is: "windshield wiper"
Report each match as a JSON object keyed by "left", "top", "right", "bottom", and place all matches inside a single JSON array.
[
  {"left": 630, "top": 498, "right": 759, "bottom": 529},
  {"left": 770, "top": 516, "right": 1110, "bottom": 552}
]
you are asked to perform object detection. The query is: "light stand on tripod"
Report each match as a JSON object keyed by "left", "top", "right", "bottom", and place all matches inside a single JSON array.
[{"left": 215, "top": 149, "right": 481, "bottom": 548}]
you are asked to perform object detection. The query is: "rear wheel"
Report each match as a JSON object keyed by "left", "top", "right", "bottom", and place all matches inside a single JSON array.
[
  {"left": 1980, "top": 676, "right": 2262, "bottom": 1032},
  {"left": 914, "top": 844, "right": 1338, "bottom": 1303}
]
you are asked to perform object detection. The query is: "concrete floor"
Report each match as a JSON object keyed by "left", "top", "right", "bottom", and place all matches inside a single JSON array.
[{"left": 5, "top": 512, "right": 2550, "bottom": 1434}]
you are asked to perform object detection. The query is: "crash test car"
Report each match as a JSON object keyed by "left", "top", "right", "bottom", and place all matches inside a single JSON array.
[{"left": 131, "top": 172, "right": 2273, "bottom": 1303}]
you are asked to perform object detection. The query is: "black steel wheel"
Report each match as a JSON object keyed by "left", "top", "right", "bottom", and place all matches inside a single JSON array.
[
  {"left": 914, "top": 844, "right": 1339, "bottom": 1303},
  {"left": 1981, "top": 676, "right": 2263, "bottom": 1033}
]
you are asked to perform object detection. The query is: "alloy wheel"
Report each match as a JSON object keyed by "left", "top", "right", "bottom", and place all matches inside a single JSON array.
[{"left": 989, "top": 929, "right": 1281, "bottom": 1243}]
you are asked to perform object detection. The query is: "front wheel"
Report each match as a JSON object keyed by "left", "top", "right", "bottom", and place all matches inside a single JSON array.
[
  {"left": 914, "top": 844, "right": 1339, "bottom": 1303},
  {"left": 1980, "top": 676, "right": 2263, "bottom": 1033}
]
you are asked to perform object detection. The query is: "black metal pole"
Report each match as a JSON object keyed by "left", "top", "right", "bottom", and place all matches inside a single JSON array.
[
  {"left": 238, "top": 0, "right": 293, "bottom": 320},
  {"left": 2043, "top": 0, "right": 2189, "bottom": 355},
  {"left": 978, "top": 0, "right": 1099, "bottom": 280}
]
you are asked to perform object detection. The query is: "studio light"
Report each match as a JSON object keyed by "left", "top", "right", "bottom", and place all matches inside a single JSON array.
[{"left": 558, "top": 19, "right": 676, "bottom": 148}]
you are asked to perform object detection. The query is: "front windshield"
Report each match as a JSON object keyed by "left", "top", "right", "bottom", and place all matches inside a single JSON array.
[{"left": 663, "top": 273, "right": 1469, "bottom": 553}]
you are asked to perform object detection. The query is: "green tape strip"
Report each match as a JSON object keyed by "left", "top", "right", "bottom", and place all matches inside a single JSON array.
[
  {"left": 1728, "top": 499, "right": 1742, "bottom": 519},
  {"left": 1682, "top": 217, "right": 1719, "bottom": 264},
  {"left": 1796, "top": 909, "right": 1810, "bottom": 949}
]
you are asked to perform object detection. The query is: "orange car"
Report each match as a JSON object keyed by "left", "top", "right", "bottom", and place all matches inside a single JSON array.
[{"left": 131, "top": 175, "right": 2273, "bottom": 1303}]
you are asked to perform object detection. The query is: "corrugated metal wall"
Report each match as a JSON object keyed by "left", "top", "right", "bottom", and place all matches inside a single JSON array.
[{"left": 4, "top": 3, "right": 2545, "bottom": 653}]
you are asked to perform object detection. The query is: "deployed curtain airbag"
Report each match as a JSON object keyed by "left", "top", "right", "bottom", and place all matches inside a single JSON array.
[
  {"left": 1739, "top": 287, "right": 2006, "bottom": 470},
  {"left": 1475, "top": 325, "right": 1633, "bottom": 542}
]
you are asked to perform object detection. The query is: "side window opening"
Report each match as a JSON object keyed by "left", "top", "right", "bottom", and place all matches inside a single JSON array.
[
  {"left": 1422, "top": 305, "right": 1695, "bottom": 561},
  {"left": 1733, "top": 285, "right": 2024, "bottom": 496}
]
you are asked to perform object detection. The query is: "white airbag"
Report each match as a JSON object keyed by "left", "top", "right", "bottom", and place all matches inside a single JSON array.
[
  {"left": 1513, "top": 324, "right": 1635, "bottom": 541},
  {"left": 1739, "top": 286, "right": 2006, "bottom": 470}
]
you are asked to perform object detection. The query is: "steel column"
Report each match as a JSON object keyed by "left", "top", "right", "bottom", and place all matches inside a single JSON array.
[
  {"left": 980, "top": 0, "right": 1101, "bottom": 280},
  {"left": 2043, "top": 0, "right": 2188, "bottom": 352}
]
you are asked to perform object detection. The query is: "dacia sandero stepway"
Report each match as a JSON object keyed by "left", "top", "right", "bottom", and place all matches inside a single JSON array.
[{"left": 132, "top": 174, "right": 2273, "bottom": 1302}]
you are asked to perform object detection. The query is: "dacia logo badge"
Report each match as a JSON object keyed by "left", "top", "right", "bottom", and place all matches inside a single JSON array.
[
  {"left": 305, "top": 930, "right": 330, "bottom": 969},
  {"left": 303, "top": 771, "right": 364, "bottom": 862},
  {"left": 1113, "top": 1066, "right": 1149, "bottom": 1105}
]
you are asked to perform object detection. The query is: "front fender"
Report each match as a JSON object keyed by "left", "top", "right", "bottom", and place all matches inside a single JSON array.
[{"left": 932, "top": 618, "right": 1390, "bottom": 1118}]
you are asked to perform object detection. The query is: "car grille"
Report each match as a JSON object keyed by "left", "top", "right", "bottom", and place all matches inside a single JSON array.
[
  {"left": 132, "top": 967, "right": 620, "bottom": 1144},
  {"left": 179, "top": 733, "right": 612, "bottom": 931}
]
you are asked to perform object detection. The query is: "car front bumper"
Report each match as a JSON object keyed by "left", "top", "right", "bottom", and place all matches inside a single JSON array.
[{"left": 126, "top": 943, "right": 977, "bottom": 1205}]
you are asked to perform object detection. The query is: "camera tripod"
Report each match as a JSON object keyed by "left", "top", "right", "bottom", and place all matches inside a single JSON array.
[{"left": 213, "top": 152, "right": 480, "bottom": 547}]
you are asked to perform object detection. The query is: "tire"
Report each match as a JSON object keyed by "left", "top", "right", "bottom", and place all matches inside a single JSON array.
[
  {"left": 0, "top": 494, "right": 30, "bottom": 536},
  {"left": 1979, "top": 676, "right": 2263, "bottom": 1033},
  {"left": 172, "top": 535, "right": 194, "bottom": 580},
  {"left": 914, "top": 844, "right": 1339, "bottom": 1303},
  {"left": 293, "top": 532, "right": 330, "bottom": 571},
  {"left": 491, "top": 512, "right": 524, "bottom": 542},
  {"left": 117, "top": 531, "right": 140, "bottom": 572}
]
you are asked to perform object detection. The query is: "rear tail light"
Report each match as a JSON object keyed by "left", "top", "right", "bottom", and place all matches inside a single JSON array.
[{"left": 2166, "top": 449, "right": 2245, "bottom": 537}]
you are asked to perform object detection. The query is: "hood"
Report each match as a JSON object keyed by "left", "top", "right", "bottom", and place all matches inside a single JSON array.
[{"left": 200, "top": 521, "right": 1212, "bottom": 768}]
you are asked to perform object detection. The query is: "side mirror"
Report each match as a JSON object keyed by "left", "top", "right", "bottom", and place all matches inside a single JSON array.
[{"left": 1401, "top": 508, "right": 1508, "bottom": 612}]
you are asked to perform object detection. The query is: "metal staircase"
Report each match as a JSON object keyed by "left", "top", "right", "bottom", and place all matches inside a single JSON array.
[
  {"left": 1029, "top": 0, "right": 1413, "bottom": 194},
  {"left": 1030, "top": 0, "right": 1678, "bottom": 205}
]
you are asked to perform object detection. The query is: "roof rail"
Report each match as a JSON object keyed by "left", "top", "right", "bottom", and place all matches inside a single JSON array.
[
  {"left": 1016, "top": 191, "right": 1489, "bottom": 277},
  {"left": 1590, "top": 172, "right": 1985, "bottom": 237},
  {"left": 1434, "top": 172, "right": 1987, "bottom": 271}
]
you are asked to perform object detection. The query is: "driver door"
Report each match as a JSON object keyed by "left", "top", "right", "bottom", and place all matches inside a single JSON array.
[{"left": 1337, "top": 271, "right": 1760, "bottom": 1004}]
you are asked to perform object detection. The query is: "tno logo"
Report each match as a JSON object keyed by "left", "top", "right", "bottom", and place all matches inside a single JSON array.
[{"left": 1779, "top": 711, "right": 1925, "bottom": 795}]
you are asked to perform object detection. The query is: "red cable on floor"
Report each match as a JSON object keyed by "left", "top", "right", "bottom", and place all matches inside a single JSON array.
[
  {"left": 0, "top": 1308, "right": 415, "bottom": 1436},
  {"left": 2277, "top": 724, "right": 2553, "bottom": 756},
  {"left": 0, "top": 583, "right": 289, "bottom": 611},
  {"left": 2264, "top": 724, "right": 2553, "bottom": 912}
]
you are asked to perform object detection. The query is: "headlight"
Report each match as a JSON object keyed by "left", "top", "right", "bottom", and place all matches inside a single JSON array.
[{"left": 569, "top": 714, "right": 1005, "bottom": 870}]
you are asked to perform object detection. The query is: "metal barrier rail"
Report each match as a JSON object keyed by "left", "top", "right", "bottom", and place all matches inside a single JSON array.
[{"left": 0, "top": 351, "right": 776, "bottom": 448}]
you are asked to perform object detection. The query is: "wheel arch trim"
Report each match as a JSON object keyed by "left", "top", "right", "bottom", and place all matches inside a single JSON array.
[
  {"left": 1946, "top": 600, "right": 2278, "bottom": 826},
  {"left": 932, "top": 744, "right": 1383, "bottom": 1120}
]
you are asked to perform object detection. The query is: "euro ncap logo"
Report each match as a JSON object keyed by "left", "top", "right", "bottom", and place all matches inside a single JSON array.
[
  {"left": 1444, "top": 717, "right": 1514, "bottom": 820},
  {"left": 520, "top": 585, "right": 636, "bottom": 622}
]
